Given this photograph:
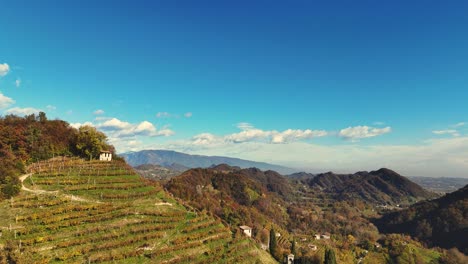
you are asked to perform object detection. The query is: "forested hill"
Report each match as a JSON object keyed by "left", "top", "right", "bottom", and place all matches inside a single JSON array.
[
  {"left": 303, "top": 168, "right": 435, "bottom": 205},
  {"left": 374, "top": 184, "right": 468, "bottom": 254},
  {"left": 0, "top": 113, "right": 115, "bottom": 199}
]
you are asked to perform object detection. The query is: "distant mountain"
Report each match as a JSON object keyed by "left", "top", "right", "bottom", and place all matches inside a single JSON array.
[
  {"left": 303, "top": 168, "right": 436, "bottom": 205},
  {"left": 287, "top": 172, "right": 316, "bottom": 180},
  {"left": 374, "top": 184, "right": 468, "bottom": 254},
  {"left": 121, "top": 149, "right": 296, "bottom": 174}
]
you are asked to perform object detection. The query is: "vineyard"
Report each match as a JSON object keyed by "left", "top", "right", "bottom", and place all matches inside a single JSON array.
[{"left": 0, "top": 158, "right": 276, "bottom": 263}]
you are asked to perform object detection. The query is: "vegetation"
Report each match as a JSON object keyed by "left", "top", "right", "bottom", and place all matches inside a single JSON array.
[
  {"left": 0, "top": 159, "right": 276, "bottom": 263},
  {"left": 324, "top": 248, "right": 336, "bottom": 264},
  {"left": 374, "top": 184, "right": 468, "bottom": 254},
  {"left": 0, "top": 113, "right": 115, "bottom": 200}
]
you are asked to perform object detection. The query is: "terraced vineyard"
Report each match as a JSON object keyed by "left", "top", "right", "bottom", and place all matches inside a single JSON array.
[{"left": 0, "top": 158, "right": 276, "bottom": 263}]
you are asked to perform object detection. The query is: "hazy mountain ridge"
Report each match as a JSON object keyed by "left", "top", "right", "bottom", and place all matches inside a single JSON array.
[
  {"left": 303, "top": 168, "right": 436, "bottom": 205},
  {"left": 121, "top": 149, "right": 296, "bottom": 174}
]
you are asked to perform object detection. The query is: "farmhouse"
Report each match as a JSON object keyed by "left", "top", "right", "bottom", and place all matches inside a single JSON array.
[
  {"left": 239, "top": 225, "right": 252, "bottom": 237},
  {"left": 99, "top": 151, "right": 112, "bottom": 161}
]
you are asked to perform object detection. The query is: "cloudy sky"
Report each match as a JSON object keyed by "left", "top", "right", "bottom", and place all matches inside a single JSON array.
[{"left": 1, "top": 1, "right": 468, "bottom": 177}]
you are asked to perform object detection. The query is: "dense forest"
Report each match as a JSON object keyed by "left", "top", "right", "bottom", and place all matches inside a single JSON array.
[{"left": 0, "top": 113, "right": 115, "bottom": 199}]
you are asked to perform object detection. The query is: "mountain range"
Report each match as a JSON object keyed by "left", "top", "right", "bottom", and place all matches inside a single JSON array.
[{"left": 121, "top": 149, "right": 296, "bottom": 174}]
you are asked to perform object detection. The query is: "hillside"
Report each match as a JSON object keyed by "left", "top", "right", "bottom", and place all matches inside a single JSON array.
[
  {"left": 0, "top": 113, "right": 115, "bottom": 200},
  {"left": 373, "top": 184, "right": 468, "bottom": 254},
  {"left": 0, "top": 159, "right": 277, "bottom": 263},
  {"left": 165, "top": 166, "right": 293, "bottom": 229},
  {"left": 121, "top": 149, "right": 296, "bottom": 174},
  {"left": 303, "top": 168, "right": 435, "bottom": 205}
]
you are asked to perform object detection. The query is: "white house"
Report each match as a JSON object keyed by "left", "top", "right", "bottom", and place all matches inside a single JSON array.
[
  {"left": 308, "top": 244, "right": 318, "bottom": 251},
  {"left": 239, "top": 226, "right": 252, "bottom": 237},
  {"left": 285, "top": 254, "right": 294, "bottom": 264},
  {"left": 321, "top": 233, "right": 331, "bottom": 240},
  {"left": 314, "top": 234, "right": 321, "bottom": 240},
  {"left": 99, "top": 151, "right": 112, "bottom": 161}
]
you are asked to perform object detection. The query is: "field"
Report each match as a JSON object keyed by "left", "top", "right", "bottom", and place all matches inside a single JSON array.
[{"left": 0, "top": 158, "right": 276, "bottom": 263}]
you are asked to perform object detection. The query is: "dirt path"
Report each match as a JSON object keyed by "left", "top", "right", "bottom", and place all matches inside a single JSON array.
[
  {"left": 19, "top": 173, "right": 59, "bottom": 194},
  {"left": 19, "top": 173, "right": 99, "bottom": 203}
]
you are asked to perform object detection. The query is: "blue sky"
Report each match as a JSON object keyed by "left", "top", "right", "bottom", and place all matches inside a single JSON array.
[{"left": 1, "top": 1, "right": 468, "bottom": 177}]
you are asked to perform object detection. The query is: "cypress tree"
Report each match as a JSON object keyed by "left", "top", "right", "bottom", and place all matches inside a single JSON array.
[
  {"left": 324, "top": 248, "right": 336, "bottom": 264},
  {"left": 269, "top": 228, "right": 277, "bottom": 258}
]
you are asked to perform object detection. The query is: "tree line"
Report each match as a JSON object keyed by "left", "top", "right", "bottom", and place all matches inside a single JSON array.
[{"left": 0, "top": 112, "right": 116, "bottom": 199}]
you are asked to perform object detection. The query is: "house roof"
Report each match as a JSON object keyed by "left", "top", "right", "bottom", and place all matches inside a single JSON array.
[{"left": 239, "top": 225, "right": 252, "bottom": 230}]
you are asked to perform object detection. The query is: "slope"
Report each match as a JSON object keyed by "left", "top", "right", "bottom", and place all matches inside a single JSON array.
[
  {"left": 0, "top": 158, "right": 277, "bottom": 264},
  {"left": 373, "top": 184, "right": 468, "bottom": 254}
]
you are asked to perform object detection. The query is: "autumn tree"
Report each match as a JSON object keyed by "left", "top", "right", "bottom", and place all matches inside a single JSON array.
[{"left": 76, "top": 126, "right": 108, "bottom": 160}]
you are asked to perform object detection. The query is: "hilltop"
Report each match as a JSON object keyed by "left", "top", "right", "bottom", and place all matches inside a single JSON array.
[
  {"left": 0, "top": 159, "right": 276, "bottom": 263},
  {"left": 0, "top": 113, "right": 115, "bottom": 200},
  {"left": 301, "top": 168, "right": 436, "bottom": 205},
  {"left": 374, "top": 184, "right": 468, "bottom": 254},
  {"left": 121, "top": 149, "right": 296, "bottom": 174}
]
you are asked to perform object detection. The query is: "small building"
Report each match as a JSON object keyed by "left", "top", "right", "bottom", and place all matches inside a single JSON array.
[
  {"left": 284, "top": 254, "right": 294, "bottom": 264},
  {"left": 99, "top": 151, "right": 112, "bottom": 161},
  {"left": 308, "top": 244, "right": 318, "bottom": 251},
  {"left": 321, "top": 233, "right": 331, "bottom": 240},
  {"left": 239, "top": 225, "right": 252, "bottom": 238},
  {"left": 314, "top": 234, "right": 321, "bottom": 240}
]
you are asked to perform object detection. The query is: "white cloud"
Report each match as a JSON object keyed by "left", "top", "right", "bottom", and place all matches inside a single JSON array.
[
  {"left": 184, "top": 112, "right": 193, "bottom": 118},
  {"left": 46, "top": 105, "right": 56, "bottom": 111},
  {"left": 192, "top": 133, "right": 223, "bottom": 146},
  {"left": 0, "top": 93, "right": 15, "bottom": 109},
  {"left": 97, "top": 117, "right": 174, "bottom": 137},
  {"left": 99, "top": 118, "right": 132, "bottom": 130},
  {"left": 237, "top": 122, "right": 254, "bottom": 130},
  {"left": 5, "top": 107, "right": 41, "bottom": 116},
  {"left": 93, "top": 109, "right": 105, "bottom": 115},
  {"left": 225, "top": 128, "right": 271, "bottom": 143},
  {"left": 184, "top": 124, "right": 329, "bottom": 147},
  {"left": 66, "top": 110, "right": 73, "bottom": 115},
  {"left": 70, "top": 122, "right": 94, "bottom": 129},
  {"left": 454, "top": 122, "right": 465, "bottom": 128},
  {"left": 432, "top": 129, "right": 460, "bottom": 137},
  {"left": 156, "top": 112, "right": 172, "bottom": 118},
  {"left": 339, "top": 126, "right": 391, "bottom": 141},
  {"left": 0, "top": 63, "right": 9, "bottom": 77},
  {"left": 15, "top": 79, "right": 21, "bottom": 87},
  {"left": 271, "top": 129, "right": 328, "bottom": 144}
]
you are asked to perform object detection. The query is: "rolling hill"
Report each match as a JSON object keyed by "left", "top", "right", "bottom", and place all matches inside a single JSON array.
[
  {"left": 373, "top": 184, "right": 468, "bottom": 254},
  {"left": 121, "top": 149, "right": 296, "bottom": 174},
  {"left": 0, "top": 158, "right": 276, "bottom": 263},
  {"left": 302, "top": 168, "right": 436, "bottom": 205}
]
